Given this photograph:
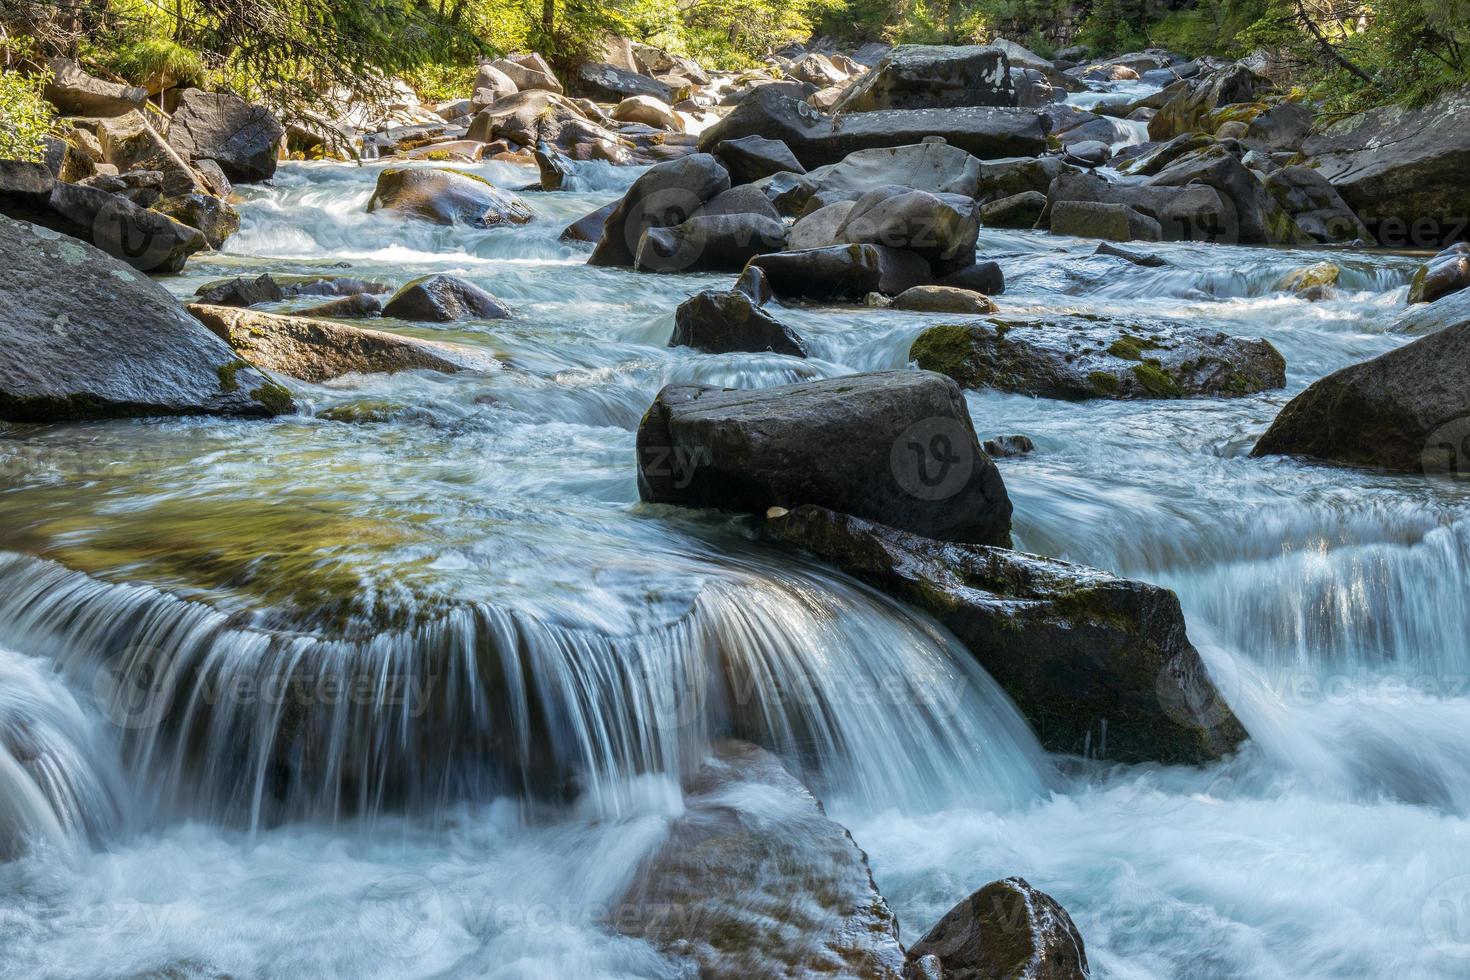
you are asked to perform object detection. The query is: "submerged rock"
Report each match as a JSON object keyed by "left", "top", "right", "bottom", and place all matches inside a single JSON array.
[
  {"left": 1253, "top": 318, "right": 1470, "bottom": 473},
  {"left": 366, "top": 167, "right": 534, "bottom": 227},
  {"left": 911, "top": 314, "right": 1285, "bottom": 401},
  {"left": 188, "top": 305, "right": 487, "bottom": 382},
  {"left": 670, "top": 288, "right": 807, "bottom": 356},
  {"left": 637, "top": 371, "right": 1012, "bottom": 545},
  {"left": 761, "top": 505, "right": 1245, "bottom": 763},
  {"left": 616, "top": 741, "right": 906, "bottom": 979},
  {"left": 906, "top": 877, "right": 1089, "bottom": 980},
  {"left": 381, "top": 274, "right": 511, "bottom": 321},
  {"left": 0, "top": 215, "right": 290, "bottom": 421}
]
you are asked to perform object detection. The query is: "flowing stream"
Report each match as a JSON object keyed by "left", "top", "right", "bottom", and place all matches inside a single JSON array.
[{"left": 2, "top": 83, "right": 1468, "bottom": 979}]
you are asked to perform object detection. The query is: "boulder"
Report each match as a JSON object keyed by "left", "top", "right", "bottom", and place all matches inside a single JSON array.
[
  {"left": 905, "top": 877, "right": 1089, "bottom": 980},
  {"left": 576, "top": 62, "right": 673, "bottom": 104},
  {"left": 0, "top": 214, "right": 290, "bottom": 421},
  {"left": 489, "top": 55, "right": 562, "bottom": 95},
  {"left": 534, "top": 140, "right": 575, "bottom": 190},
  {"left": 296, "top": 293, "right": 382, "bottom": 318},
  {"left": 165, "top": 89, "right": 285, "bottom": 183},
  {"left": 670, "top": 289, "right": 808, "bottom": 356},
  {"left": 42, "top": 58, "right": 146, "bottom": 117},
  {"left": 366, "top": 167, "right": 534, "bottom": 227},
  {"left": 787, "top": 200, "right": 856, "bottom": 250},
  {"left": 834, "top": 44, "right": 1016, "bottom": 113},
  {"left": 1261, "top": 165, "right": 1372, "bottom": 244},
  {"left": 938, "top": 261, "right": 1005, "bottom": 295},
  {"left": 981, "top": 190, "right": 1047, "bottom": 228},
  {"left": 1276, "top": 261, "right": 1339, "bottom": 295},
  {"left": 891, "top": 285, "right": 997, "bottom": 314},
  {"left": 803, "top": 142, "right": 983, "bottom": 210},
  {"left": 471, "top": 63, "right": 519, "bottom": 106},
  {"left": 1148, "top": 64, "right": 1272, "bottom": 140},
  {"left": 712, "top": 135, "right": 806, "bottom": 185},
  {"left": 559, "top": 200, "right": 618, "bottom": 244},
  {"left": 466, "top": 91, "right": 614, "bottom": 153},
  {"left": 1242, "top": 100, "right": 1314, "bottom": 153},
  {"left": 635, "top": 213, "right": 785, "bottom": 272},
  {"left": 1062, "top": 140, "right": 1111, "bottom": 168},
  {"left": 612, "top": 94, "right": 683, "bottom": 132},
  {"left": 698, "top": 88, "right": 1047, "bottom": 169},
  {"left": 692, "top": 185, "right": 780, "bottom": 221},
  {"left": 1050, "top": 201, "right": 1161, "bottom": 242},
  {"left": 380, "top": 274, "right": 511, "bottom": 321},
  {"left": 1393, "top": 279, "right": 1470, "bottom": 336},
  {"left": 632, "top": 43, "right": 710, "bottom": 86},
  {"left": 197, "top": 274, "right": 285, "bottom": 307},
  {"left": 46, "top": 180, "right": 206, "bottom": 273},
  {"left": 1149, "top": 145, "right": 1311, "bottom": 245},
  {"left": 1044, "top": 170, "right": 1232, "bottom": 243},
  {"left": 154, "top": 192, "right": 240, "bottom": 250},
  {"left": 835, "top": 186, "right": 979, "bottom": 276},
  {"left": 195, "top": 273, "right": 390, "bottom": 301},
  {"left": 1302, "top": 87, "right": 1470, "bottom": 247},
  {"left": 747, "top": 244, "right": 932, "bottom": 301},
  {"left": 983, "top": 434, "right": 1034, "bottom": 457},
  {"left": 910, "top": 313, "right": 1285, "bottom": 400},
  {"left": 1409, "top": 244, "right": 1470, "bottom": 305},
  {"left": 1253, "top": 318, "right": 1470, "bottom": 472},
  {"left": 637, "top": 371, "right": 1012, "bottom": 545},
  {"left": 975, "top": 156, "right": 1070, "bottom": 202},
  {"left": 790, "top": 52, "right": 849, "bottom": 88},
  {"left": 761, "top": 505, "right": 1246, "bottom": 763},
  {"left": 96, "top": 111, "right": 205, "bottom": 198},
  {"left": 588, "top": 153, "right": 730, "bottom": 267},
  {"left": 188, "top": 305, "right": 489, "bottom": 382},
  {"left": 616, "top": 741, "right": 906, "bottom": 979}
]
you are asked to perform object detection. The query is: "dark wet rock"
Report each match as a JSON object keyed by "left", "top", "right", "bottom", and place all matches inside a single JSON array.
[
  {"left": 576, "top": 62, "right": 673, "bottom": 104},
  {"left": 196, "top": 274, "right": 286, "bottom": 307},
  {"left": 165, "top": 89, "right": 284, "bottom": 183},
  {"left": 188, "top": 305, "right": 486, "bottom": 382},
  {"left": 982, "top": 434, "right": 1034, "bottom": 457},
  {"left": 1302, "top": 87, "right": 1470, "bottom": 247},
  {"left": 747, "top": 244, "right": 932, "bottom": 301},
  {"left": 295, "top": 293, "right": 382, "bottom": 318},
  {"left": 381, "top": 274, "right": 511, "bottom": 322},
  {"left": 734, "top": 265, "right": 775, "bottom": 306},
  {"left": 1242, "top": 100, "right": 1314, "bottom": 153},
  {"left": 560, "top": 201, "right": 618, "bottom": 244},
  {"left": 787, "top": 200, "right": 855, "bottom": 250},
  {"left": 712, "top": 135, "right": 807, "bottom": 185},
  {"left": 42, "top": 58, "right": 146, "bottom": 117},
  {"left": 937, "top": 261, "right": 1005, "bottom": 296},
  {"left": 910, "top": 313, "right": 1285, "bottom": 401},
  {"left": 1260, "top": 166, "right": 1372, "bottom": 245},
  {"left": 588, "top": 153, "right": 730, "bottom": 267},
  {"left": 39, "top": 133, "right": 96, "bottom": 183},
  {"left": 1253, "top": 318, "right": 1470, "bottom": 472},
  {"left": 46, "top": 180, "right": 206, "bottom": 273},
  {"left": 803, "top": 142, "right": 983, "bottom": 210},
  {"left": 692, "top": 185, "right": 780, "bottom": 221},
  {"left": 1050, "top": 201, "right": 1161, "bottom": 242},
  {"left": 154, "top": 192, "right": 240, "bottom": 250},
  {"left": 635, "top": 213, "right": 786, "bottom": 272},
  {"left": 1408, "top": 244, "right": 1470, "bottom": 305},
  {"left": 1116, "top": 134, "right": 1217, "bottom": 179},
  {"left": 670, "top": 289, "right": 807, "bottom": 356},
  {"left": 1095, "top": 242, "right": 1167, "bottom": 267},
  {"left": 975, "top": 156, "right": 1070, "bottom": 202},
  {"left": 760, "top": 505, "right": 1246, "bottom": 763},
  {"left": 616, "top": 740, "right": 906, "bottom": 979},
  {"left": 195, "top": 273, "right": 388, "bottom": 304},
  {"left": 905, "top": 877, "right": 1089, "bottom": 980},
  {"left": 836, "top": 186, "right": 980, "bottom": 276},
  {"left": 638, "top": 371, "right": 1012, "bottom": 545},
  {"left": 1044, "top": 170, "right": 1231, "bottom": 243},
  {"left": 1148, "top": 64, "right": 1272, "bottom": 140},
  {"left": 834, "top": 44, "right": 1016, "bottom": 113},
  {"left": 1062, "top": 140, "right": 1111, "bottom": 168},
  {"left": 698, "top": 88, "right": 1047, "bottom": 170},
  {"left": 891, "top": 285, "right": 997, "bottom": 314},
  {"left": 982, "top": 191, "right": 1046, "bottom": 228},
  {"left": 367, "top": 167, "right": 534, "bottom": 227},
  {"left": 0, "top": 214, "right": 290, "bottom": 421},
  {"left": 534, "top": 140, "right": 575, "bottom": 190},
  {"left": 1149, "top": 145, "right": 1311, "bottom": 245}
]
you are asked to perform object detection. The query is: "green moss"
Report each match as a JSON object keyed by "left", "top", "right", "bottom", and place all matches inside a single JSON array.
[
  {"left": 1088, "top": 371, "right": 1119, "bottom": 395},
  {"left": 1132, "top": 360, "right": 1182, "bottom": 397},
  {"left": 216, "top": 359, "right": 247, "bottom": 393},
  {"left": 250, "top": 380, "right": 294, "bottom": 415},
  {"left": 1107, "top": 334, "right": 1162, "bottom": 361},
  {"left": 909, "top": 324, "right": 977, "bottom": 380}
]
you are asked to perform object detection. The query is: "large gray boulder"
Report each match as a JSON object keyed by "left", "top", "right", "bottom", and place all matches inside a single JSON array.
[
  {"left": 905, "top": 877, "right": 1089, "bottom": 980},
  {"left": 634, "top": 212, "right": 785, "bottom": 273},
  {"left": 1050, "top": 200, "right": 1160, "bottom": 242},
  {"left": 911, "top": 313, "right": 1285, "bottom": 400},
  {"left": 575, "top": 61, "right": 673, "bottom": 103},
  {"left": 616, "top": 741, "right": 906, "bottom": 979},
  {"left": 712, "top": 134, "right": 806, "bottom": 184},
  {"left": 636, "top": 371, "right": 1013, "bottom": 546},
  {"left": 0, "top": 215, "right": 291, "bottom": 421},
  {"left": 1148, "top": 63, "right": 1272, "bottom": 140},
  {"left": 670, "top": 289, "right": 808, "bottom": 356},
  {"left": 1149, "top": 145, "right": 1311, "bottom": 245},
  {"left": 366, "top": 167, "right": 534, "bottom": 227},
  {"left": 1302, "top": 86, "right": 1470, "bottom": 247},
  {"left": 1044, "top": 170, "right": 1233, "bottom": 243},
  {"left": 488, "top": 54, "right": 562, "bottom": 94},
  {"left": 471, "top": 63, "right": 518, "bottom": 106},
  {"left": 836, "top": 186, "right": 979, "bottom": 276},
  {"left": 803, "top": 142, "right": 983, "bottom": 210},
  {"left": 761, "top": 505, "right": 1246, "bottom": 763},
  {"left": 188, "top": 305, "right": 492, "bottom": 381},
  {"left": 976, "top": 155, "right": 1071, "bottom": 202},
  {"left": 834, "top": 44, "right": 1016, "bottom": 113},
  {"left": 1253, "top": 319, "right": 1470, "bottom": 473},
  {"left": 747, "top": 244, "right": 932, "bottom": 301},
  {"left": 1262, "top": 165, "right": 1373, "bottom": 245},
  {"left": 787, "top": 200, "right": 856, "bottom": 249},
  {"left": 96, "top": 110, "right": 206, "bottom": 197},
  {"left": 381, "top": 274, "right": 512, "bottom": 321},
  {"left": 698, "top": 88, "right": 1047, "bottom": 169},
  {"left": 165, "top": 89, "right": 285, "bottom": 183},
  {"left": 42, "top": 58, "right": 146, "bottom": 117},
  {"left": 588, "top": 153, "right": 730, "bottom": 266}
]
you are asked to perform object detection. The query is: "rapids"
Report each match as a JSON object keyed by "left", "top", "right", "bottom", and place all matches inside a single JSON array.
[{"left": 1, "top": 80, "right": 1466, "bottom": 978}]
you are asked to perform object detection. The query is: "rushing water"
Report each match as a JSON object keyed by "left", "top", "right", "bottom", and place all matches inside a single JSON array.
[{"left": 2, "top": 80, "right": 1467, "bottom": 978}]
